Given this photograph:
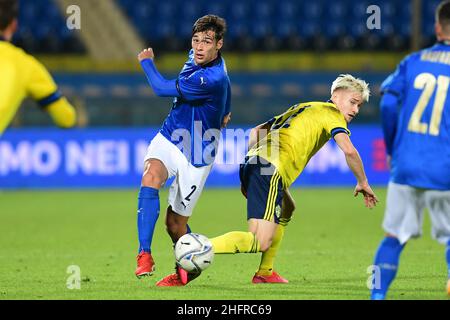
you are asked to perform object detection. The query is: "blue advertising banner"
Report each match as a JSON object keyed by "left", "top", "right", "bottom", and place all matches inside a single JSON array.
[{"left": 0, "top": 126, "right": 389, "bottom": 189}]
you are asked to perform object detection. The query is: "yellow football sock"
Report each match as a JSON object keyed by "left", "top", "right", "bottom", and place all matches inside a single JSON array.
[
  {"left": 256, "top": 223, "right": 286, "bottom": 276},
  {"left": 211, "top": 231, "right": 260, "bottom": 254}
]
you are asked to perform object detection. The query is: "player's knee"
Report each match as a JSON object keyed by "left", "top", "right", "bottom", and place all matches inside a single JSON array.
[
  {"left": 259, "top": 240, "right": 272, "bottom": 252},
  {"left": 257, "top": 235, "right": 273, "bottom": 252},
  {"left": 141, "top": 172, "right": 164, "bottom": 188}
]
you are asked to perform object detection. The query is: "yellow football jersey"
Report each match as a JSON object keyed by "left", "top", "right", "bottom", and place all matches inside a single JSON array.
[
  {"left": 247, "top": 101, "right": 350, "bottom": 188},
  {"left": 0, "top": 40, "right": 76, "bottom": 134}
]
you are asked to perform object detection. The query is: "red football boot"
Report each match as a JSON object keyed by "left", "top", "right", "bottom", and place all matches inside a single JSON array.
[
  {"left": 252, "top": 270, "right": 289, "bottom": 284},
  {"left": 135, "top": 251, "right": 155, "bottom": 278},
  {"left": 178, "top": 266, "right": 189, "bottom": 285},
  {"left": 156, "top": 267, "right": 200, "bottom": 287},
  {"left": 156, "top": 273, "right": 185, "bottom": 287}
]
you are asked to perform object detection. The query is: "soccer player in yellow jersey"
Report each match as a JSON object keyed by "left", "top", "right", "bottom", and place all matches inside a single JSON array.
[
  {"left": 0, "top": 0, "right": 76, "bottom": 135},
  {"left": 183, "top": 74, "right": 379, "bottom": 285}
]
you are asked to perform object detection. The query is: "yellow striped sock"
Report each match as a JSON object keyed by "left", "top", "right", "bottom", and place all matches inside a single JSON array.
[
  {"left": 211, "top": 231, "right": 260, "bottom": 254},
  {"left": 256, "top": 224, "right": 285, "bottom": 276}
]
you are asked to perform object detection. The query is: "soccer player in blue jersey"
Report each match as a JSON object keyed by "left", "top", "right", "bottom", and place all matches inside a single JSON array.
[
  {"left": 370, "top": 1, "right": 450, "bottom": 300},
  {"left": 135, "top": 15, "right": 231, "bottom": 286}
]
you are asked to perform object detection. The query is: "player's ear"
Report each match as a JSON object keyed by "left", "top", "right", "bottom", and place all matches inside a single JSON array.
[
  {"left": 216, "top": 39, "right": 223, "bottom": 51},
  {"left": 435, "top": 22, "right": 442, "bottom": 38}
]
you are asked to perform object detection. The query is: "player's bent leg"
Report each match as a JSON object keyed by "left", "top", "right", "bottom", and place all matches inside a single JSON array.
[
  {"left": 252, "top": 218, "right": 278, "bottom": 252},
  {"left": 158, "top": 162, "right": 212, "bottom": 286},
  {"left": 255, "top": 190, "right": 295, "bottom": 282},
  {"left": 210, "top": 231, "right": 261, "bottom": 254},
  {"left": 253, "top": 225, "right": 288, "bottom": 283},
  {"left": 210, "top": 219, "right": 275, "bottom": 253},
  {"left": 135, "top": 159, "right": 168, "bottom": 278},
  {"left": 371, "top": 183, "right": 421, "bottom": 298},
  {"left": 165, "top": 206, "right": 190, "bottom": 243},
  {"left": 155, "top": 206, "right": 196, "bottom": 286},
  {"left": 210, "top": 219, "right": 278, "bottom": 254},
  {"left": 424, "top": 189, "right": 450, "bottom": 295},
  {"left": 370, "top": 234, "right": 406, "bottom": 300}
]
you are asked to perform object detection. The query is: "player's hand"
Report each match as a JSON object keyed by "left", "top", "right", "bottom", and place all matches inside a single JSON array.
[
  {"left": 221, "top": 112, "right": 231, "bottom": 128},
  {"left": 138, "top": 48, "right": 154, "bottom": 62},
  {"left": 354, "top": 182, "right": 379, "bottom": 209}
]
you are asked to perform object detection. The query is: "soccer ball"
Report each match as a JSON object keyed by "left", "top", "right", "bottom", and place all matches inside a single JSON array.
[{"left": 174, "top": 233, "right": 214, "bottom": 273}]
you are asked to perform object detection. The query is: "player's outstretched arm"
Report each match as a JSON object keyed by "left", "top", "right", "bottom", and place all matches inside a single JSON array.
[
  {"left": 138, "top": 48, "right": 178, "bottom": 97},
  {"left": 334, "top": 132, "right": 379, "bottom": 208},
  {"left": 26, "top": 55, "right": 76, "bottom": 129}
]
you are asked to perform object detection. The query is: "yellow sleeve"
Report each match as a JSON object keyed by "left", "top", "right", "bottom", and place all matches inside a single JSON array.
[
  {"left": 46, "top": 97, "right": 77, "bottom": 128},
  {"left": 323, "top": 105, "right": 350, "bottom": 137},
  {"left": 25, "top": 55, "right": 59, "bottom": 100},
  {"left": 0, "top": 62, "right": 24, "bottom": 134},
  {"left": 25, "top": 55, "right": 77, "bottom": 128}
]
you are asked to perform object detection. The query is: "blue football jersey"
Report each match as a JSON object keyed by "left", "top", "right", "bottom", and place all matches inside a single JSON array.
[
  {"left": 381, "top": 42, "right": 450, "bottom": 190},
  {"left": 160, "top": 49, "right": 231, "bottom": 167}
]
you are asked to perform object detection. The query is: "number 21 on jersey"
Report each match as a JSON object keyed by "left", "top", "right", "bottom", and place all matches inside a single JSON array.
[{"left": 408, "top": 72, "right": 448, "bottom": 136}]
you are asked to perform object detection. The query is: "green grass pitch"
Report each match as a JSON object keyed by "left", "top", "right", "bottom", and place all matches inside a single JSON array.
[{"left": 0, "top": 188, "right": 448, "bottom": 300}]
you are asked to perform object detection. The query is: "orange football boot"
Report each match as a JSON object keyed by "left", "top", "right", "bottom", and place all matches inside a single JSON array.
[
  {"left": 252, "top": 270, "right": 289, "bottom": 284},
  {"left": 156, "top": 267, "right": 199, "bottom": 287},
  {"left": 135, "top": 251, "right": 155, "bottom": 278}
]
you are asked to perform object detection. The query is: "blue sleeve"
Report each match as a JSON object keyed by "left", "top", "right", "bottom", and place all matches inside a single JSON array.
[
  {"left": 140, "top": 59, "right": 179, "bottom": 97},
  {"left": 224, "top": 80, "right": 231, "bottom": 114},
  {"left": 381, "top": 57, "right": 407, "bottom": 99},
  {"left": 177, "top": 70, "right": 216, "bottom": 101},
  {"left": 380, "top": 92, "right": 399, "bottom": 156},
  {"left": 380, "top": 58, "right": 408, "bottom": 155}
]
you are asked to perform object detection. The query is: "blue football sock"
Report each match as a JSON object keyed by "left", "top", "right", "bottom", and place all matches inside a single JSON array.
[
  {"left": 371, "top": 237, "right": 405, "bottom": 300},
  {"left": 446, "top": 240, "right": 450, "bottom": 279},
  {"left": 137, "top": 186, "right": 160, "bottom": 253}
]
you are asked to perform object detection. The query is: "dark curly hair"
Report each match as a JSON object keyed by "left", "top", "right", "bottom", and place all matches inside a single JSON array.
[{"left": 192, "top": 14, "right": 227, "bottom": 41}]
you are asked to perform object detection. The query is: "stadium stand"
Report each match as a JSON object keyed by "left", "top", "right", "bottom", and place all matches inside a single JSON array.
[
  {"left": 11, "top": 0, "right": 441, "bottom": 53},
  {"left": 13, "top": 0, "right": 85, "bottom": 53},
  {"left": 117, "top": 0, "right": 441, "bottom": 52}
]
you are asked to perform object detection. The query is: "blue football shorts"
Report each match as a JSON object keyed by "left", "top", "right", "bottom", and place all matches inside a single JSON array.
[{"left": 239, "top": 156, "right": 284, "bottom": 223}]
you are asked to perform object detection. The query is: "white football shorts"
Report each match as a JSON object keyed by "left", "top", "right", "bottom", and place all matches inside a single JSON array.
[
  {"left": 383, "top": 182, "right": 450, "bottom": 245},
  {"left": 144, "top": 132, "right": 212, "bottom": 217}
]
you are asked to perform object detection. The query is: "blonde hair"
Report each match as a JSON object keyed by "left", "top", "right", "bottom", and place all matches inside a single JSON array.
[{"left": 331, "top": 74, "right": 370, "bottom": 102}]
